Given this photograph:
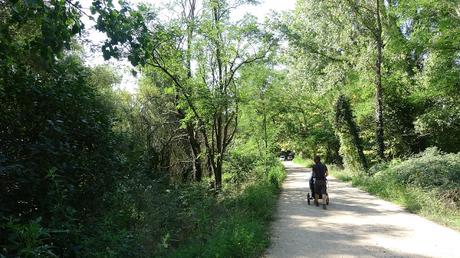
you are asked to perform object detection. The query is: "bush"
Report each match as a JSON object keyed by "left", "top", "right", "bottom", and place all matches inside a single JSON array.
[
  {"left": 1, "top": 217, "right": 56, "bottom": 258},
  {"left": 225, "top": 150, "right": 258, "bottom": 185},
  {"left": 392, "top": 147, "right": 460, "bottom": 190}
]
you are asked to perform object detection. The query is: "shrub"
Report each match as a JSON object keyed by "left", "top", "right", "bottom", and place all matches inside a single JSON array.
[
  {"left": 392, "top": 147, "right": 460, "bottom": 190},
  {"left": 225, "top": 149, "right": 259, "bottom": 185},
  {"left": 2, "top": 217, "right": 56, "bottom": 258}
]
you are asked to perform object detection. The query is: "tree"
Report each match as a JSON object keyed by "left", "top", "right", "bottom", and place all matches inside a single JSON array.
[
  {"left": 283, "top": 0, "right": 393, "bottom": 161},
  {"left": 392, "top": 0, "right": 460, "bottom": 153},
  {"left": 278, "top": 0, "right": 353, "bottom": 161},
  {"left": 92, "top": 0, "right": 275, "bottom": 190},
  {"left": 345, "top": 0, "right": 386, "bottom": 160},
  {"left": 0, "top": 0, "right": 85, "bottom": 69},
  {"left": 335, "top": 95, "right": 368, "bottom": 171}
]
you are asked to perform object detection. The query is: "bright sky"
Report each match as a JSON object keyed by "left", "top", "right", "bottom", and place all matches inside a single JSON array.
[{"left": 80, "top": 0, "right": 296, "bottom": 93}]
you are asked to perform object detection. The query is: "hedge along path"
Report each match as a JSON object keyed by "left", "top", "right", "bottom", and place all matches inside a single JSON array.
[{"left": 266, "top": 161, "right": 460, "bottom": 258}]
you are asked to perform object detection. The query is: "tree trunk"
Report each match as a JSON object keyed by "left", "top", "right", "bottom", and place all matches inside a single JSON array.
[
  {"left": 215, "top": 156, "right": 223, "bottom": 190},
  {"left": 211, "top": 1, "right": 224, "bottom": 192},
  {"left": 375, "top": 0, "right": 385, "bottom": 160},
  {"left": 194, "top": 157, "right": 202, "bottom": 181},
  {"left": 263, "top": 99, "right": 268, "bottom": 172},
  {"left": 186, "top": 124, "right": 202, "bottom": 181},
  {"left": 214, "top": 112, "right": 224, "bottom": 191},
  {"left": 183, "top": 0, "right": 202, "bottom": 181}
]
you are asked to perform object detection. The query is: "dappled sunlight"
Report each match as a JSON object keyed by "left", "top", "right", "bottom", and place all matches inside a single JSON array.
[
  {"left": 267, "top": 163, "right": 460, "bottom": 258},
  {"left": 2, "top": 0, "right": 459, "bottom": 256}
]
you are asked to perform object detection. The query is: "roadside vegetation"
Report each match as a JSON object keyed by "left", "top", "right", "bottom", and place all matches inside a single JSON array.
[
  {"left": 285, "top": 0, "right": 460, "bottom": 231},
  {"left": 1, "top": 0, "right": 286, "bottom": 257},
  {"left": 170, "top": 159, "right": 286, "bottom": 258},
  {"left": 292, "top": 157, "right": 314, "bottom": 168},
  {"left": 329, "top": 148, "right": 460, "bottom": 230},
  {"left": 1, "top": 0, "right": 460, "bottom": 256}
]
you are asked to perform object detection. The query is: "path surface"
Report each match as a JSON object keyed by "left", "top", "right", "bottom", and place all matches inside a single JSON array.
[{"left": 266, "top": 161, "right": 460, "bottom": 258}]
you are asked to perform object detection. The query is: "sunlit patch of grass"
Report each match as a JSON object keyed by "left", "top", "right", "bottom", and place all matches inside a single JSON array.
[
  {"left": 329, "top": 167, "right": 353, "bottom": 182},
  {"left": 292, "top": 157, "right": 314, "bottom": 168}
]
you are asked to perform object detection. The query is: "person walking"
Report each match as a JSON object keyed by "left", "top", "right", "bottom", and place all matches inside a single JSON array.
[{"left": 311, "top": 156, "right": 328, "bottom": 209}]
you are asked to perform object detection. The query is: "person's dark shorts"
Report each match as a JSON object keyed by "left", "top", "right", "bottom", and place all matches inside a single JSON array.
[{"left": 314, "top": 179, "right": 327, "bottom": 195}]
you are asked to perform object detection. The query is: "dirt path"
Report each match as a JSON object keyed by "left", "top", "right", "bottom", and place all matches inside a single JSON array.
[{"left": 266, "top": 161, "right": 460, "bottom": 258}]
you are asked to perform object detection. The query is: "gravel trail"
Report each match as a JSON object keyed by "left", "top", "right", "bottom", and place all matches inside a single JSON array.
[{"left": 266, "top": 161, "right": 460, "bottom": 258}]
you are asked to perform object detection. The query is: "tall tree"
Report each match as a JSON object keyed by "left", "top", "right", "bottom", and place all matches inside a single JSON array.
[
  {"left": 282, "top": 0, "right": 391, "bottom": 162},
  {"left": 345, "top": 0, "right": 386, "bottom": 159},
  {"left": 92, "top": 0, "right": 275, "bottom": 189},
  {"left": 335, "top": 95, "right": 368, "bottom": 171},
  {"left": 178, "top": 0, "right": 204, "bottom": 181}
]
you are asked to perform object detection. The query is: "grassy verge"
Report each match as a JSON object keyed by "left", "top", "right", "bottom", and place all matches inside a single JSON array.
[
  {"left": 329, "top": 149, "right": 460, "bottom": 231},
  {"left": 166, "top": 161, "right": 287, "bottom": 257},
  {"left": 292, "top": 156, "right": 314, "bottom": 168}
]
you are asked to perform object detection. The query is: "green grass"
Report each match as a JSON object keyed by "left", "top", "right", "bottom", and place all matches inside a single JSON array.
[
  {"left": 167, "top": 162, "right": 287, "bottom": 257},
  {"left": 329, "top": 167, "right": 460, "bottom": 231},
  {"left": 292, "top": 156, "right": 314, "bottom": 168}
]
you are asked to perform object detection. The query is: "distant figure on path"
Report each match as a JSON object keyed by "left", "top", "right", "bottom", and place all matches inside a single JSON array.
[{"left": 311, "top": 156, "right": 328, "bottom": 208}]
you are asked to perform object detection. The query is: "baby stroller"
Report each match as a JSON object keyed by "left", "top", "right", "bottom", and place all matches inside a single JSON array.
[{"left": 307, "top": 178, "right": 329, "bottom": 209}]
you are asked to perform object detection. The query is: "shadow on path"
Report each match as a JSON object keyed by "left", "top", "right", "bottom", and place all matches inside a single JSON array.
[{"left": 266, "top": 161, "right": 460, "bottom": 258}]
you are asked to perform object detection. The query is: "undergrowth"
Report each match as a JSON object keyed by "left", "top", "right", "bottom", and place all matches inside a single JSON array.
[
  {"left": 168, "top": 159, "right": 286, "bottom": 257},
  {"left": 1, "top": 157, "right": 286, "bottom": 258},
  {"left": 330, "top": 147, "right": 460, "bottom": 230}
]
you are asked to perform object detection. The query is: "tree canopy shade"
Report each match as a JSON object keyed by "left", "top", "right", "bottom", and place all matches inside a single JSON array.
[
  {"left": 1, "top": 0, "right": 459, "bottom": 256},
  {"left": 279, "top": 0, "right": 460, "bottom": 161}
]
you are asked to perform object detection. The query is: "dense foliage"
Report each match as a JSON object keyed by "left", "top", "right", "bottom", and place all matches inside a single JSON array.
[
  {"left": 1, "top": 0, "right": 285, "bottom": 256},
  {"left": 279, "top": 0, "right": 460, "bottom": 162},
  {"left": 1, "top": 0, "right": 459, "bottom": 256},
  {"left": 282, "top": 0, "right": 459, "bottom": 230}
]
